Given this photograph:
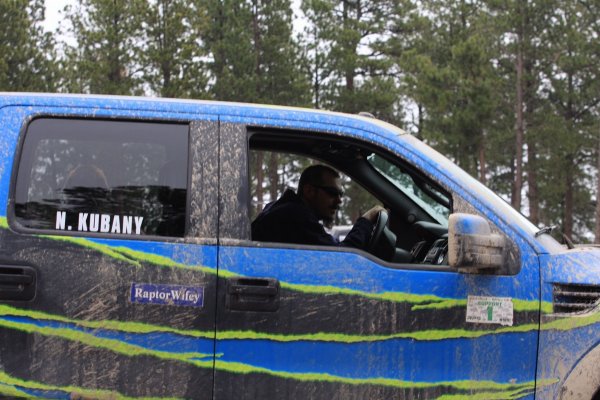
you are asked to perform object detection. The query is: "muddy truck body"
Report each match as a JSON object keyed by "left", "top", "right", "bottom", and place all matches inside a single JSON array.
[{"left": 0, "top": 93, "right": 598, "bottom": 399}]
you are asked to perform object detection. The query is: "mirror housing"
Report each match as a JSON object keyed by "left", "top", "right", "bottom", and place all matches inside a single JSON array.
[{"left": 448, "top": 213, "right": 505, "bottom": 271}]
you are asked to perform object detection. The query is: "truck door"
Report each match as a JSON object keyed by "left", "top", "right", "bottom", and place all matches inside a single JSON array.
[
  {"left": 213, "top": 121, "right": 541, "bottom": 399},
  {"left": 0, "top": 112, "right": 218, "bottom": 398}
]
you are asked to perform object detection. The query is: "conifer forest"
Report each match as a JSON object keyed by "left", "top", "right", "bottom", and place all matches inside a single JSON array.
[{"left": 2, "top": 0, "right": 600, "bottom": 243}]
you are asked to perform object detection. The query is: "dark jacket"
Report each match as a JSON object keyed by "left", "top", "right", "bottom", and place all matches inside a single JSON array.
[{"left": 251, "top": 189, "right": 373, "bottom": 249}]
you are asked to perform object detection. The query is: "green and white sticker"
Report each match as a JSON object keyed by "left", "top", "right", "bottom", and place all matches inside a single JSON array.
[{"left": 466, "top": 295, "right": 513, "bottom": 326}]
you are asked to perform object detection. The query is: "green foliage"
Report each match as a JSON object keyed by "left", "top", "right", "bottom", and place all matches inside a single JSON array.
[
  {"left": 205, "top": 0, "right": 256, "bottom": 101},
  {"left": 393, "top": 1, "right": 504, "bottom": 180},
  {"left": 534, "top": 0, "right": 600, "bottom": 240},
  {"left": 143, "top": 0, "right": 210, "bottom": 98},
  {"left": 302, "top": 0, "right": 402, "bottom": 123},
  {"left": 0, "top": 0, "right": 57, "bottom": 91},
  {"left": 63, "top": 0, "right": 148, "bottom": 95},
  {"left": 205, "top": 0, "right": 310, "bottom": 106},
  {"left": 1, "top": 0, "right": 599, "bottom": 241}
]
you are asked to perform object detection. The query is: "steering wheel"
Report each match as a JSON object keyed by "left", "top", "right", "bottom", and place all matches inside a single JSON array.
[{"left": 368, "top": 209, "right": 389, "bottom": 254}]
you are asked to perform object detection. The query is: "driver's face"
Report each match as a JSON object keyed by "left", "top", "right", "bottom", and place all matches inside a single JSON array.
[{"left": 305, "top": 173, "right": 344, "bottom": 221}]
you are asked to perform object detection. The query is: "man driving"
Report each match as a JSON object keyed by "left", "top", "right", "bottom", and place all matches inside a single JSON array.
[{"left": 251, "top": 164, "right": 384, "bottom": 249}]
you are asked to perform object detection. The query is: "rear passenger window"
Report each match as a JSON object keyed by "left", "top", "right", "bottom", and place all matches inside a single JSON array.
[{"left": 13, "top": 118, "right": 188, "bottom": 237}]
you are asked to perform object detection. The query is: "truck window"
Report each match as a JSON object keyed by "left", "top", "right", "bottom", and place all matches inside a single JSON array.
[
  {"left": 13, "top": 118, "right": 189, "bottom": 237},
  {"left": 247, "top": 130, "right": 456, "bottom": 266}
]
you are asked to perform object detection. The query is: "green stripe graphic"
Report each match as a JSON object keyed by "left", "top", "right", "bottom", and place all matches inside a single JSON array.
[
  {"left": 0, "top": 304, "right": 212, "bottom": 338},
  {"left": 0, "top": 371, "right": 183, "bottom": 400},
  {"left": 1, "top": 302, "right": 597, "bottom": 348},
  {"left": 0, "top": 317, "right": 214, "bottom": 367},
  {"left": 213, "top": 359, "right": 557, "bottom": 395},
  {"left": 0, "top": 367, "right": 554, "bottom": 400},
  {"left": 0, "top": 218, "right": 547, "bottom": 313},
  {"left": 0, "top": 309, "right": 560, "bottom": 396}
]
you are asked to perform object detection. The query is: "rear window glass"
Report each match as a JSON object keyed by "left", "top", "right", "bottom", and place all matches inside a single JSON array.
[{"left": 14, "top": 118, "right": 189, "bottom": 237}]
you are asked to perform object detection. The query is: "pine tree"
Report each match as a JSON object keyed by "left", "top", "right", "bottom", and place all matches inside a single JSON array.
[
  {"left": 381, "top": 0, "right": 429, "bottom": 135},
  {"left": 143, "top": 0, "right": 210, "bottom": 98},
  {"left": 489, "top": 0, "right": 554, "bottom": 220},
  {"left": 206, "top": 0, "right": 309, "bottom": 105},
  {"left": 394, "top": 0, "right": 504, "bottom": 181},
  {"left": 302, "top": 0, "right": 400, "bottom": 123},
  {"left": 0, "top": 0, "right": 57, "bottom": 91},
  {"left": 205, "top": 0, "right": 310, "bottom": 213},
  {"left": 541, "top": 0, "right": 600, "bottom": 241},
  {"left": 64, "top": 0, "right": 147, "bottom": 95}
]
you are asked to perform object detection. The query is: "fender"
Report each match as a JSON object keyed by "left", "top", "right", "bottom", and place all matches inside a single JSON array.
[{"left": 559, "top": 344, "right": 600, "bottom": 399}]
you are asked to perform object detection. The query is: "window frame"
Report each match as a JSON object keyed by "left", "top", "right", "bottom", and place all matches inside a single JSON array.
[
  {"left": 218, "top": 123, "right": 458, "bottom": 272},
  {"left": 8, "top": 115, "right": 196, "bottom": 241}
]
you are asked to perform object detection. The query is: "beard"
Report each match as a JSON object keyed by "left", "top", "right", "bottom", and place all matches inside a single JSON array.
[{"left": 322, "top": 216, "right": 334, "bottom": 229}]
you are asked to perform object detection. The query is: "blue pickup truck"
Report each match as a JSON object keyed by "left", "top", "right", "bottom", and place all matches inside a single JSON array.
[{"left": 0, "top": 93, "right": 598, "bottom": 399}]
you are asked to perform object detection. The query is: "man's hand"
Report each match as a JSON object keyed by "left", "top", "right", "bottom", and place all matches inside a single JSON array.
[{"left": 361, "top": 205, "right": 387, "bottom": 223}]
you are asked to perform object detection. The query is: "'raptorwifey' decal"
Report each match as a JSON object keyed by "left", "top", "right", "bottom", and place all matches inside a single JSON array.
[{"left": 130, "top": 283, "right": 204, "bottom": 308}]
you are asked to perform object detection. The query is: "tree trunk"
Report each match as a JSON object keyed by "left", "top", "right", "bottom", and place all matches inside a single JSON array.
[
  {"left": 268, "top": 153, "right": 279, "bottom": 202},
  {"left": 417, "top": 103, "right": 424, "bottom": 140},
  {"left": 563, "top": 160, "right": 574, "bottom": 240},
  {"left": 521, "top": 1, "right": 540, "bottom": 226},
  {"left": 478, "top": 134, "right": 487, "bottom": 185},
  {"left": 342, "top": 0, "right": 354, "bottom": 94},
  {"left": 314, "top": 51, "right": 321, "bottom": 108},
  {"left": 252, "top": 0, "right": 261, "bottom": 100},
  {"left": 159, "top": 0, "right": 171, "bottom": 96},
  {"left": 108, "top": 0, "right": 124, "bottom": 89},
  {"left": 512, "top": 37, "right": 524, "bottom": 211},
  {"left": 526, "top": 138, "right": 539, "bottom": 225},
  {"left": 562, "top": 49, "right": 576, "bottom": 241},
  {"left": 595, "top": 128, "right": 600, "bottom": 243},
  {"left": 255, "top": 152, "right": 264, "bottom": 215}
]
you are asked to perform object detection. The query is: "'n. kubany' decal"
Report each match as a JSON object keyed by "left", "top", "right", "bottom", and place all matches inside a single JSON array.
[
  {"left": 0, "top": 370, "right": 183, "bottom": 400},
  {"left": 55, "top": 211, "right": 144, "bottom": 235}
]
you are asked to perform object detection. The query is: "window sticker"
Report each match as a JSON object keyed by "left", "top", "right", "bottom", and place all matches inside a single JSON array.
[
  {"left": 466, "top": 295, "right": 513, "bottom": 326},
  {"left": 130, "top": 283, "right": 204, "bottom": 308},
  {"left": 55, "top": 211, "right": 144, "bottom": 235}
]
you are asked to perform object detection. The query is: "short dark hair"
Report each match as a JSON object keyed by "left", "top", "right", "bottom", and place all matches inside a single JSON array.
[{"left": 298, "top": 165, "right": 340, "bottom": 197}]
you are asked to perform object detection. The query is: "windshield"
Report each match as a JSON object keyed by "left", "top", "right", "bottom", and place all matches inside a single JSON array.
[{"left": 367, "top": 153, "right": 450, "bottom": 226}]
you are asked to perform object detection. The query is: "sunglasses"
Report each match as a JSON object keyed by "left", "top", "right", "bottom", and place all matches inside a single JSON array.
[{"left": 312, "top": 184, "right": 344, "bottom": 198}]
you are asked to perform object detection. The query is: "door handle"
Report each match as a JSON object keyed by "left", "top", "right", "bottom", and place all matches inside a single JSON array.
[
  {"left": 0, "top": 265, "right": 36, "bottom": 301},
  {"left": 226, "top": 277, "right": 279, "bottom": 312}
]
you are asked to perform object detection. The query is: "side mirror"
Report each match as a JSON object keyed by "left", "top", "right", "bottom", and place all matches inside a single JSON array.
[{"left": 448, "top": 213, "right": 505, "bottom": 271}]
